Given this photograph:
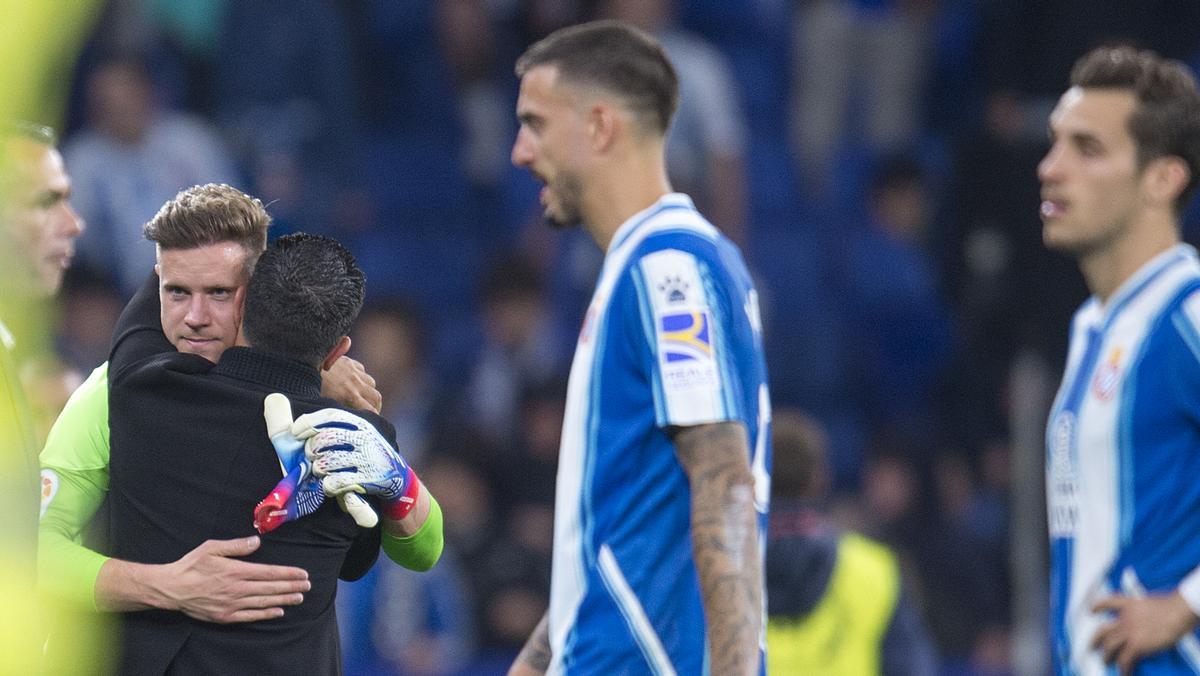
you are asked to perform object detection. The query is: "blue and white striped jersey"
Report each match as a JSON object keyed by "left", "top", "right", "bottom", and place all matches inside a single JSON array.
[
  {"left": 548, "top": 193, "right": 771, "bottom": 675},
  {"left": 1048, "top": 244, "right": 1200, "bottom": 675}
]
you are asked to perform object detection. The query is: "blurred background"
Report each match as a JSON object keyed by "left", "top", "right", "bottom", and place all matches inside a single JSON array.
[{"left": 23, "top": 0, "right": 1200, "bottom": 674}]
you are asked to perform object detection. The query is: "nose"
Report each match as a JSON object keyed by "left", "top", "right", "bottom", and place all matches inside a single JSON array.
[
  {"left": 185, "top": 296, "right": 210, "bottom": 328},
  {"left": 511, "top": 128, "right": 533, "bottom": 168},
  {"left": 62, "top": 202, "right": 84, "bottom": 238},
  {"left": 1038, "top": 142, "right": 1064, "bottom": 184}
]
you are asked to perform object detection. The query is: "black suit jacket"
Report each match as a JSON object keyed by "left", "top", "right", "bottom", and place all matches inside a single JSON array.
[{"left": 106, "top": 274, "right": 389, "bottom": 675}]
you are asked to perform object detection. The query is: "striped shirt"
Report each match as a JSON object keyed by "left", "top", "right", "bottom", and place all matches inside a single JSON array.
[
  {"left": 1048, "top": 244, "right": 1200, "bottom": 674},
  {"left": 548, "top": 193, "right": 771, "bottom": 675}
]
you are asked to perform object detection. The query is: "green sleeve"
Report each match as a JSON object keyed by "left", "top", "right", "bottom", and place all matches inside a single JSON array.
[
  {"left": 380, "top": 495, "right": 443, "bottom": 572},
  {"left": 37, "top": 363, "right": 111, "bottom": 610}
]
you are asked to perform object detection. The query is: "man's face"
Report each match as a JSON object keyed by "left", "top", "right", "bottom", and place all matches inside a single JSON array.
[
  {"left": 156, "top": 242, "right": 251, "bottom": 363},
  {"left": 1, "top": 138, "right": 84, "bottom": 294},
  {"left": 1038, "top": 87, "right": 1144, "bottom": 256},
  {"left": 511, "top": 64, "right": 588, "bottom": 229}
]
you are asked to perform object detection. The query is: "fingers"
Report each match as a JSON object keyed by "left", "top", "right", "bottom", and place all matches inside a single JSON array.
[
  {"left": 213, "top": 592, "right": 305, "bottom": 624},
  {"left": 1093, "top": 596, "right": 1126, "bottom": 614},
  {"left": 321, "top": 473, "right": 367, "bottom": 496},
  {"left": 291, "top": 409, "right": 363, "bottom": 439},
  {"left": 262, "top": 393, "right": 295, "bottom": 438},
  {"left": 199, "top": 536, "right": 263, "bottom": 558},
  {"left": 1093, "top": 622, "right": 1124, "bottom": 664}
]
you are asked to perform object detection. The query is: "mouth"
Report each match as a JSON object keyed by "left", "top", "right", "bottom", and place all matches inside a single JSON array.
[
  {"left": 1040, "top": 198, "right": 1067, "bottom": 219},
  {"left": 181, "top": 337, "right": 216, "bottom": 351}
]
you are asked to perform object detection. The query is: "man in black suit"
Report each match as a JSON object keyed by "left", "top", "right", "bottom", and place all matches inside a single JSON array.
[{"left": 107, "top": 232, "right": 442, "bottom": 674}]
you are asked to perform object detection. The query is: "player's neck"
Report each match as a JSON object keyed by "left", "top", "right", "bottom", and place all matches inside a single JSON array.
[
  {"left": 583, "top": 152, "right": 672, "bottom": 250},
  {"left": 1082, "top": 216, "right": 1179, "bottom": 304}
]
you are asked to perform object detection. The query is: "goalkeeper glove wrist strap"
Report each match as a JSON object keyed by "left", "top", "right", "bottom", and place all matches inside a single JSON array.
[{"left": 382, "top": 466, "right": 421, "bottom": 521}]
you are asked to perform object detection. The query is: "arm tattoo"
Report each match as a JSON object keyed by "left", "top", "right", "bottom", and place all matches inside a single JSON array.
[
  {"left": 514, "top": 612, "right": 552, "bottom": 673},
  {"left": 674, "top": 422, "right": 762, "bottom": 676}
]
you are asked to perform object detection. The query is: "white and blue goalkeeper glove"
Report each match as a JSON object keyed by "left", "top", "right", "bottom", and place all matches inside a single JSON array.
[{"left": 290, "top": 408, "right": 422, "bottom": 522}]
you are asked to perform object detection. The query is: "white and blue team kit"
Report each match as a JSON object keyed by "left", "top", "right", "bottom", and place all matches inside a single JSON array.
[
  {"left": 548, "top": 193, "right": 771, "bottom": 675},
  {"left": 1048, "top": 244, "right": 1200, "bottom": 675}
]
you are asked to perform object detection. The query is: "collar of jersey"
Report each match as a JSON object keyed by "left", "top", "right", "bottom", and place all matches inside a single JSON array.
[
  {"left": 608, "top": 192, "right": 695, "bottom": 253},
  {"left": 1083, "top": 243, "right": 1198, "bottom": 331}
]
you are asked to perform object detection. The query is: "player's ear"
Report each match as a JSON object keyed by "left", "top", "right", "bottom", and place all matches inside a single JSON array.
[
  {"left": 588, "top": 102, "right": 618, "bottom": 152},
  {"left": 1143, "top": 155, "right": 1190, "bottom": 209},
  {"left": 321, "top": 335, "right": 351, "bottom": 371}
]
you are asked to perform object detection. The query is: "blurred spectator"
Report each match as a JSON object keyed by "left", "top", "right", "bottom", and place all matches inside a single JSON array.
[
  {"left": 791, "top": 0, "right": 939, "bottom": 193},
  {"left": 64, "top": 53, "right": 236, "bottom": 296},
  {"left": 213, "top": 0, "right": 362, "bottom": 234},
  {"left": 838, "top": 155, "right": 954, "bottom": 451},
  {"left": 351, "top": 298, "right": 442, "bottom": 463},
  {"left": 767, "top": 408, "right": 937, "bottom": 674},
  {"left": 596, "top": 0, "right": 750, "bottom": 242},
  {"left": 436, "top": 0, "right": 514, "bottom": 191},
  {"left": 54, "top": 264, "right": 122, "bottom": 376},
  {"left": 920, "top": 448, "right": 1010, "bottom": 667},
  {"left": 462, "top": 255, "right": 566, "bottom": 447}
]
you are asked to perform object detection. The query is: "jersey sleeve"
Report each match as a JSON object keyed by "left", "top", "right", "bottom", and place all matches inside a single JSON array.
[
  {"left": 37, "top": 363, "right": 111, "bottom": 609},
  {"left": 631, "top": 246, "right": 747, "bottom": 428},
  {"left": 380, "top": 495, "right": 444, "bottom": 572}
]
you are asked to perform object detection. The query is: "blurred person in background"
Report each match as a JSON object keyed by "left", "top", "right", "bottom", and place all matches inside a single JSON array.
[
  {"left": 767, "top": 407, "right": 936, "bottom": 675},
  {"left": 508, "top": 21, "right": 770, "bottom": 675},
  {"left": 1040, "top": 46, "right": 1200, "bottom": 673},
  {"left": 790, "top": 0, "right": 936, "bottom": 194},
  {"left": 464, "top": 255, "right": 566, "bottom": 448},
  {"left": 595, "top": 0, "right": 749, "bottom": 244},
  {"left": 838, "top": 155, "right": 954, "bottom": 468},
  {"left": 65, "top": 52, "right": 236, "bottom": 297},
  {"left": 0, "top": 121, "right": 86, "bottom": 667}
]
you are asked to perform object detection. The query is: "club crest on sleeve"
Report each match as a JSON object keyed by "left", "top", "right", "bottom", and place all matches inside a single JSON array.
[{"left": 1091, "top": 347, "right": 1122, "bottom": 401}]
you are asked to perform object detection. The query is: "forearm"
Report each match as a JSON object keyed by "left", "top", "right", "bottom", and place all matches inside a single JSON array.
[
  {"left": 93, "top": 558, "right": 172, "bottom": 612},
  {"left": 675, "top": 423, "right": 762, "bottom": 676},
  {"left": 509, "top": 612, "right": 552, "bottom": 676},
  {"left": 37, "top": 465, "right": 109, "bottom": 609},
  {"left": 380, "top": 491, "right": 443, "bottom": 572}
]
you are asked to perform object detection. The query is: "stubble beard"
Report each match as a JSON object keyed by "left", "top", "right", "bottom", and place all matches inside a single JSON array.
[{"left": 543, "top": 171, "right": 584, "bottom": 230}]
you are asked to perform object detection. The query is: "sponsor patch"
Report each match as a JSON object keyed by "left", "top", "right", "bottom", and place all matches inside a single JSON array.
[{"left": 658, "top": 310, "right": 713, "bottom": 363}]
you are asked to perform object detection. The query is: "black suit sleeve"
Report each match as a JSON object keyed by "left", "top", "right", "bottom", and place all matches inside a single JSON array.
[
  {"left": 110, "top": 272, "right": 173, "bottom": 380},
  {"left": 338, "top": 522, "right": 381, "bottom": 581}
]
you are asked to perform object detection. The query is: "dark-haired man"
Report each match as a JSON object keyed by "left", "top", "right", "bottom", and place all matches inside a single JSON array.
[
  {"left": 508, "top": 20, "right": 770, "bottom": 676},
  {"left": 1040, "top": 45, "right": 1200, "bottom": 673},
  {"left": 104, "top": 232, "right": 442, "bottom": 673}
]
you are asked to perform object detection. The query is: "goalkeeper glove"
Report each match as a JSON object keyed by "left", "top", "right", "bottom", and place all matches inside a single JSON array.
[{"left": 291, "top": 408, "right": 422, "bottom": 522}]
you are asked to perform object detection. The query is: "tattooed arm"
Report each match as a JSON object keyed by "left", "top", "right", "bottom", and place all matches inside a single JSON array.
[
  {"left": 673, "top": 421, "right": 762, "bottom": 676},
  {"left": 509, "top": 612, "right": 552, "bottom": 676}
]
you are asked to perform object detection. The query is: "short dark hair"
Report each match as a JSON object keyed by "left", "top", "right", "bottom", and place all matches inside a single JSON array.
[
  {"left": 1071, "top": 45, "right": 1200, "bottom": 212},
  {"left": 144, "top": 184, "right": 271, "bottom": 262},
  {"left": 515, "top": 20, "right": 678, "bottom": 136},
  {"left": 243, "top": 233, "right": 366, "bottom": 365}
]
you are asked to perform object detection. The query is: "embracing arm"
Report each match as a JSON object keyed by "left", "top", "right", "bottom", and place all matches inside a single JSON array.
[{"left": 673, "top": 421, "right": 762, "bottom": 676}]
